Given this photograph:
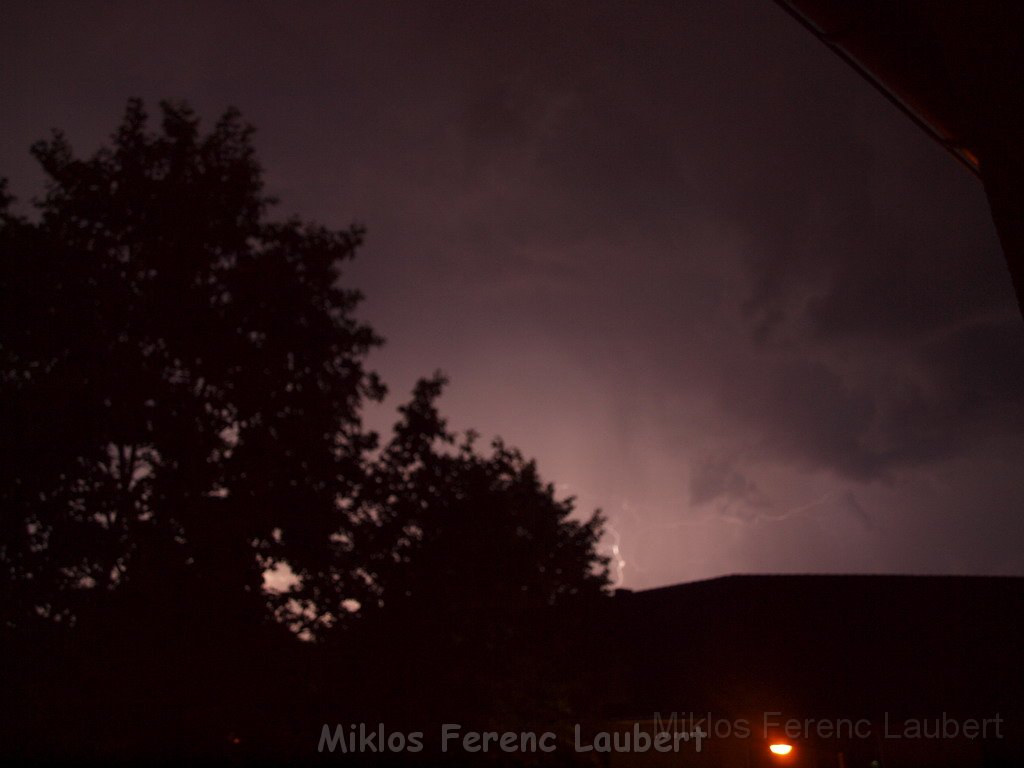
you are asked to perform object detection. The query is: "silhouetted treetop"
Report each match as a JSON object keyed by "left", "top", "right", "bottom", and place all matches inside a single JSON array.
[
  {"left": 1, "top": 99, "right": 609, "bottom": 658},
  {"left": 300, "top": 373, "right": 610, "bottom": 633},
  {"left": 2, "top": 99, "right": 384, "bottom": 629},
  {"left": 2, "top": 97, "right": 612, "bottom": 759}
]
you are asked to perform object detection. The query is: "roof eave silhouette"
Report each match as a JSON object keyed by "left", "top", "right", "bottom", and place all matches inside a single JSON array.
[{"left": 775, "top": 0, "right": 1024, "bottom": 317}]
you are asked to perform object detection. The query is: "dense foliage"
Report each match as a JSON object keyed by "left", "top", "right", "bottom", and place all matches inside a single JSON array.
[{"left": 0, "top": 100, "right": 609, "bottom": 760}]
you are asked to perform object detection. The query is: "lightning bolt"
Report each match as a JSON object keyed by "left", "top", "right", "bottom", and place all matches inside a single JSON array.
[{"left": 604, "top": 520, "right": 628, "bottom": 589}]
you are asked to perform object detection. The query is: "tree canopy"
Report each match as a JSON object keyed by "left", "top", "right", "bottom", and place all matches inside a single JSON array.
[
  {"left": 0, "top": 100, "right": 610, "bottom": 759},
  {"left": 2, "top": 99, "right": 385, "bottom": 631}
]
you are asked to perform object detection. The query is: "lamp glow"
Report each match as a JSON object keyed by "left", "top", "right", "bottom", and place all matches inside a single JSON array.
[{"left": 769, "top": 743, "right": 794, "bottom": 756}]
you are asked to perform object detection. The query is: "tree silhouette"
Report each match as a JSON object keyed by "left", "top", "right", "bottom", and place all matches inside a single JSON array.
[
  {"left": 337, "top": 375, "right": 610, "bottom": 729},
  {"left": 2, "top": 100, "right": 383, "bottom": 632},
  {"left": 1, "top": 100, "right": 610, "bottom": 760}
]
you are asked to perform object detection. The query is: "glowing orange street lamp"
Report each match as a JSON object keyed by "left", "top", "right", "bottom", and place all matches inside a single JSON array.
[{"left": 769, "top": 743, "right": 794, "bottom": 757}]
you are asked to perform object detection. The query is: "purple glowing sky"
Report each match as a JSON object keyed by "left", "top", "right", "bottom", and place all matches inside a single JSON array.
[{"left": 3, "top": 0, "right": 1023, "bottom": 588}]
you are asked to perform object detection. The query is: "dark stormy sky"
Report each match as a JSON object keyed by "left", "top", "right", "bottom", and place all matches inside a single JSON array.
[{"left": 3, "top": 1, "right": 1023, "bottom": 589}]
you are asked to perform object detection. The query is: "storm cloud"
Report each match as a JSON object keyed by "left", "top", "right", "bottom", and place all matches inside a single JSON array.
[{"left": 2, "top": 0, "right": 1022, "bottom": 588}]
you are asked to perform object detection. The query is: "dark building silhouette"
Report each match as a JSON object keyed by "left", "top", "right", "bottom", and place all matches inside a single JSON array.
[{"left": 596, "top": 574, "right": 1024, "bottom": 767}]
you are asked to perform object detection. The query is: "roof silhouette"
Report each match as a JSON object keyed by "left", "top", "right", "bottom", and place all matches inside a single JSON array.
[{"left": 603, "top": 573, "right": 1024, "bottom": 719}]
